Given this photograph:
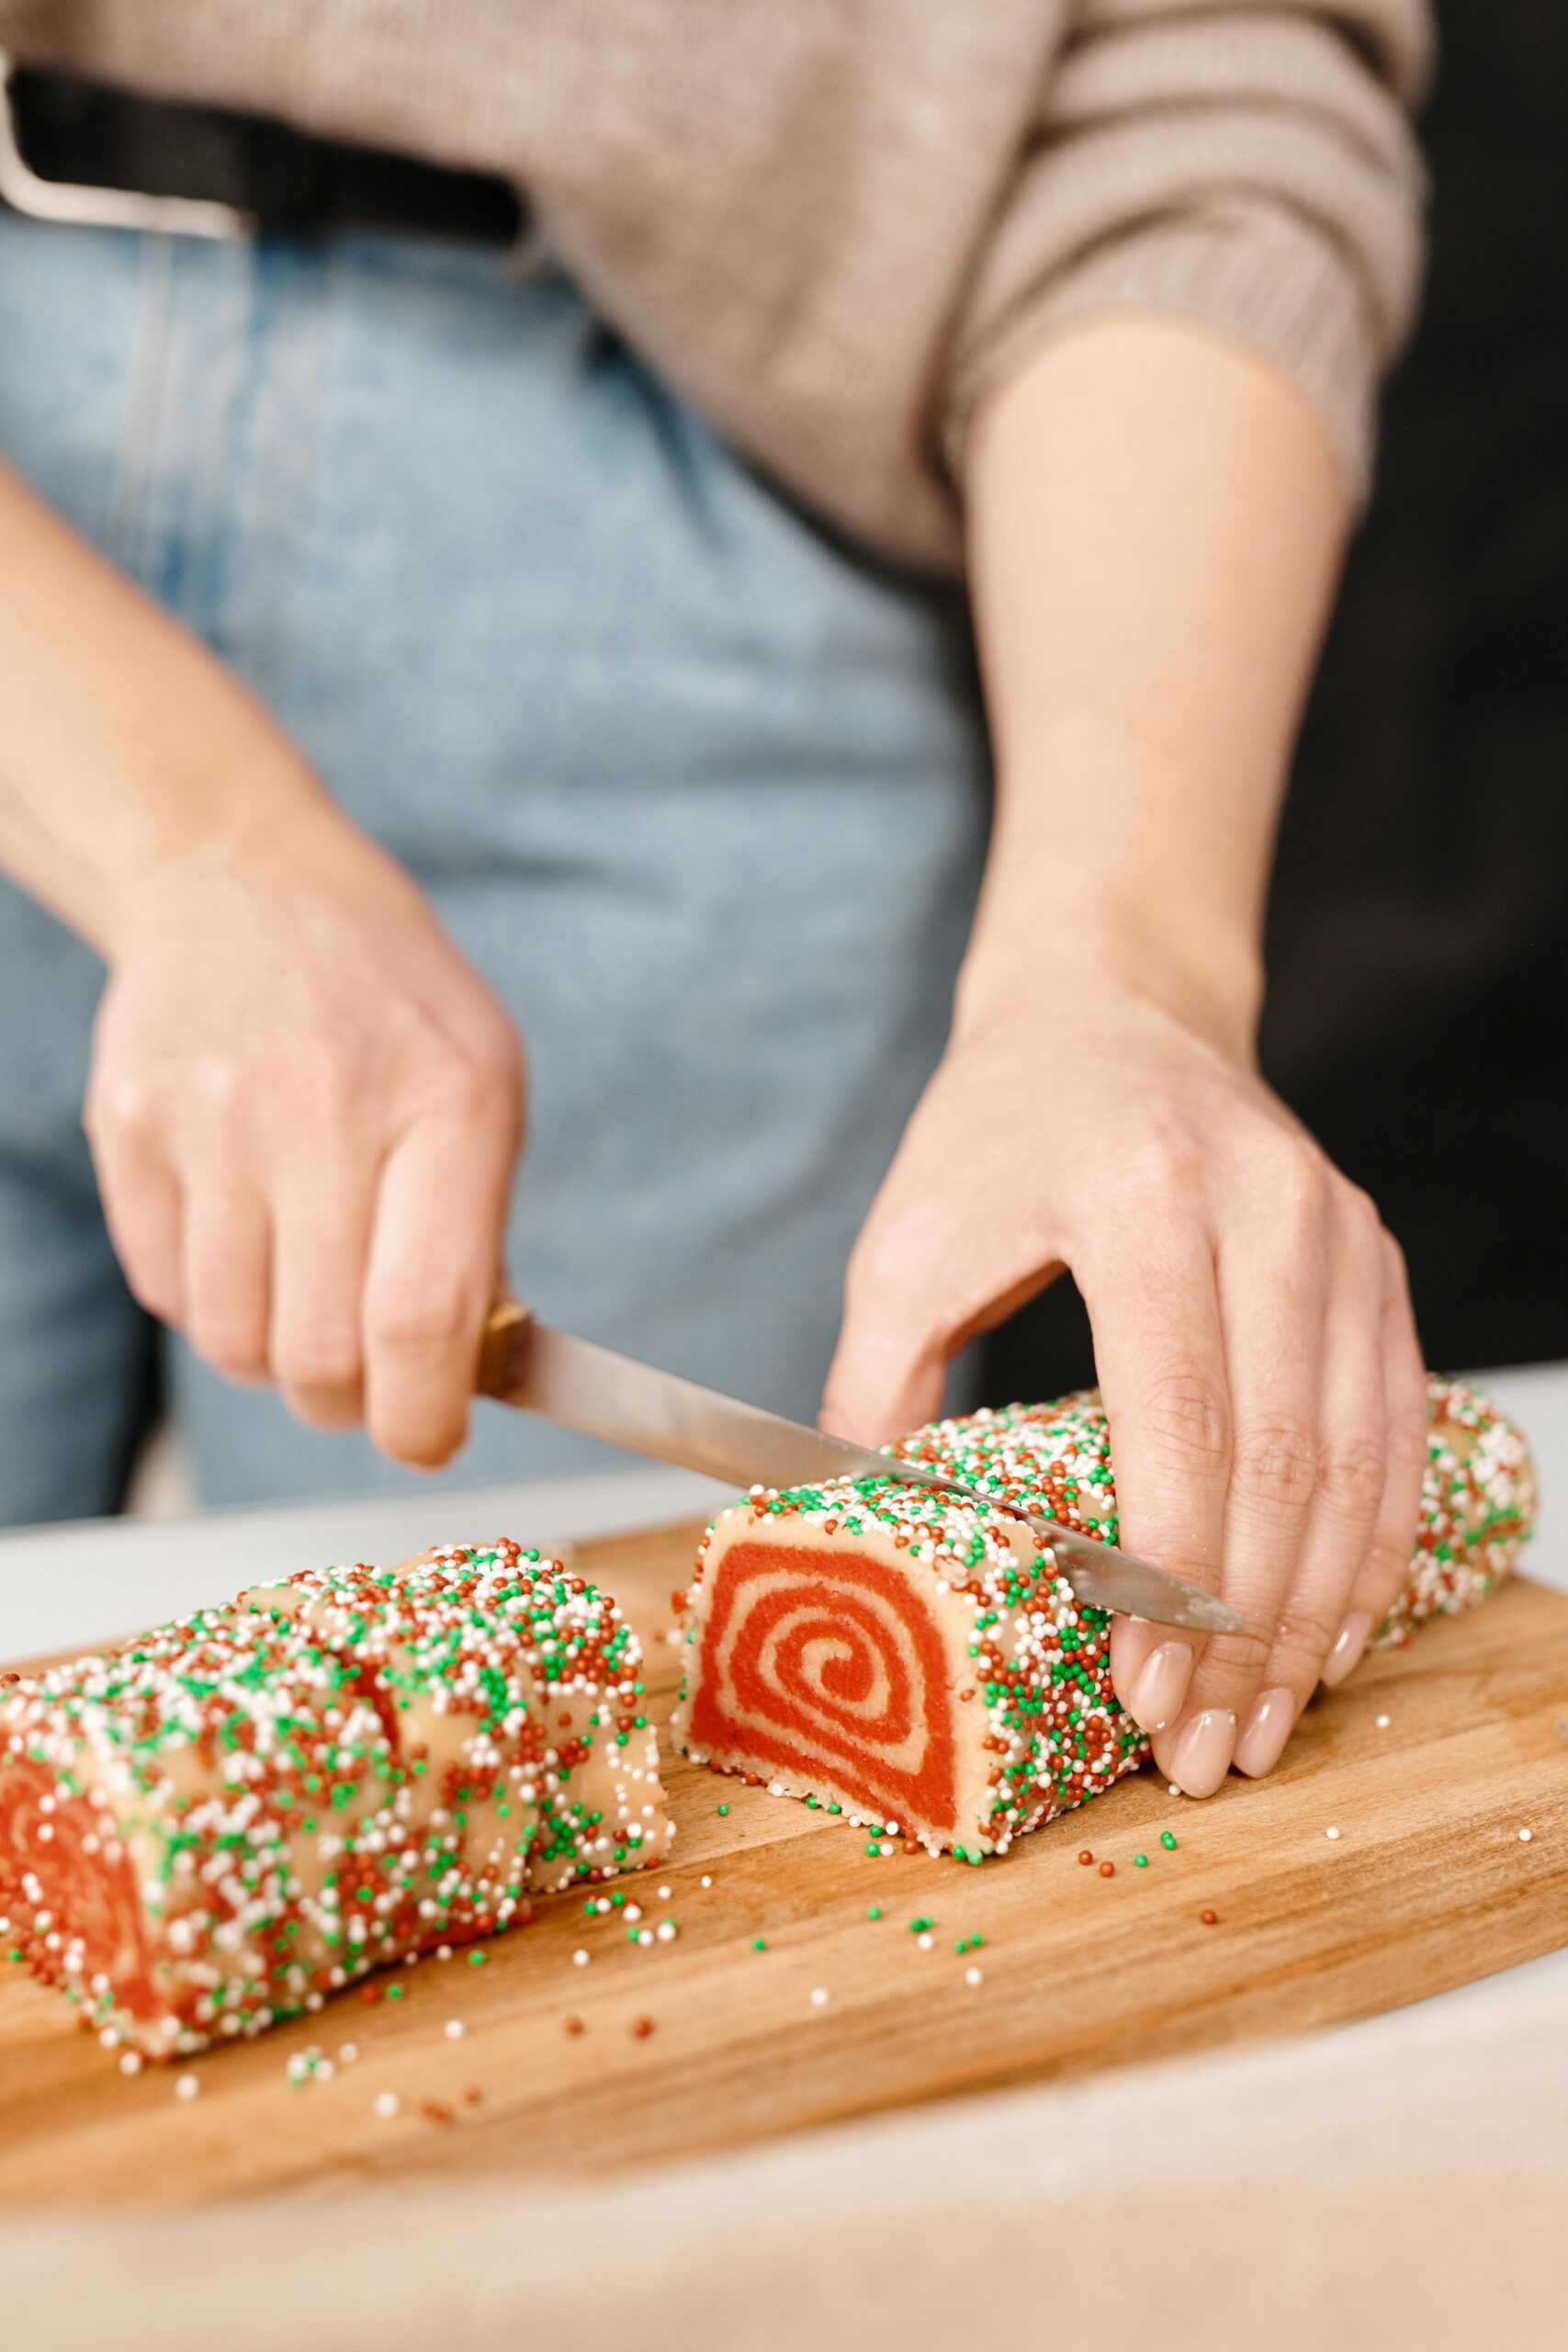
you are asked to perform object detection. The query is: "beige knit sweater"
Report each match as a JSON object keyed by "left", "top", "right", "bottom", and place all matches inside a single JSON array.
[{"left": 0, "top": 2, "right": 1432, "bottom": 570}]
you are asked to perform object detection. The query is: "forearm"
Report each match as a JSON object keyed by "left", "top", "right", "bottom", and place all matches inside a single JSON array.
[
  {"left": 0, "top": 461, "right": 349, "bottom": 958},
  {"left": 961, "top": 316, "right": 1348, "bottom": 1057}
]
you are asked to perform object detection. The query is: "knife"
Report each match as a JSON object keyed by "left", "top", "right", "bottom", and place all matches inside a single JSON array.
[{"left": 476, "top": 1301, "right": 1243, "bottom": 1636}]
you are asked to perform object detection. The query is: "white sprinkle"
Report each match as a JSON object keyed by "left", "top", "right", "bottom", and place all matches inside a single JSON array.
[
  {"left": 916, "top": 1932, "right": 935, "bottom": 1952},
  {"left": 98, "top": 2028, "right": 120, "bottom": 2051},
  {"left": 339, "top": 2043, "right": 359, "bottom": 2064},
  {"left": 878, "top": 1841, "right": 894, "bottom": 1858},
  {"left": 658, "top": 1885, "right": 671, "bottom": 1900},
  {"left": 174, "top": 2074, "right": 200, "bottom": 2102},
  {"left": 884, "top": 1820, "right": 899, "bottom": 1837},
  {"left": 1519, "top": 1827, "right": 1534, "bottom": 1844},
  {"left": 964, "top": 1967, "right": 984, "bottom": 1987},
  {"left": 572, "top": 1949, "right": 590, "bottom": 1967},
  {"left": 1376, "top": 1714, "right": 1391, "bottom": 1729},
  {"left": 656, "top": 1921, "right": 677, "bottom": 1944},
  {"left": 624, "top": 1904, "right": 642, "bottom": 1923},
  {"left": 374, "top": 2092, "right": 400, "bottom": 2120},
  {"left": 637, "top": 1928, "right": 654, "bottom": 1947},
  {"left": 445, "top": 2019, "right": 466, "bottom": 2041},
  {"left": 1168, "top": 1783, "right": 1182, "bottom": 1798},
  {"left": 809, "top": 1986, "right": 829, "bottom": 2008},
  {"left": 118, "top": 2051, "right": 142, "bottom": 2076},
  {"left": 316, "top": 2060, "right": 335, "bottom": 2083},
  {"left": 436, "top": 1946, "right": 453, "bottom": 1962},
  {"left": 1325, "top": 1826, "right": 1341, "bottom": 1841},
  {"left": 595, "top": 1897, "right": 613, "bottom": 1914},
  {"left": 701, "top": 1874, "right": 713, "bottom": 1889}
]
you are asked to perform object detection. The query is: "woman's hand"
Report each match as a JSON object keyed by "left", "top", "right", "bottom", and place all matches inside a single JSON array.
[
  {"left": 822, "top": 949, "right": 1427, "bottom": 1795},
  {"left": 0, "top": 460, "right": 522, "bottom": 1469},
  {"left": 829, "top": 313, "right": 1430, "bottom": 1793},
  {"left": 85, "top": 807, "right": 523, "bottom": 1468}
]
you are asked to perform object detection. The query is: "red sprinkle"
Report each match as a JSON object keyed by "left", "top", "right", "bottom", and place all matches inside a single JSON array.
[
  {"left": 421, "top": 2099, "right": 454, "bottom": 2126},
  {"left": 563, "top": 2016, "right": 584, "bottom": 2037},
  {"left": 463, "top": 2086, "right": 484, "bottom": 2106},
  {"left": 1077, "top": 1850, "right": 1093, "bottom": 1866},
  {"left": 1099, "top": 1860, "right": 1115, "bottom": 1879},
  {"left": 360, "top": 1984, "right": 385, "bottom": 2006},
  {"left": 1201, "top": 1909, "right": 1219, "bottom": 1926},
  {"left": 631, "top": 2016, "right": 655, "bottom": 2040}
]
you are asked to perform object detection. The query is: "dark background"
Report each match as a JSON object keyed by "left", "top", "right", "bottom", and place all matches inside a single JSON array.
[{"left": 986, "top": 0, "right": 1568, "bottom": 1404}]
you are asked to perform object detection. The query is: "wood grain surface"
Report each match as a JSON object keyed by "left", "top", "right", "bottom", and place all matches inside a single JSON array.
[{"left": 3, "top": 1519, "right": 1565, "bottom": 2207}]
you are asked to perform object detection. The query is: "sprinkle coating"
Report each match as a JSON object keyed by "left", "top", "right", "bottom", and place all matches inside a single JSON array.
[
  {"left": 0, "top": 1540, "right": 671, "bottom": 2059},
  {"left": 672, "top": 1380, "right": 1532, "bottom": 1859}
]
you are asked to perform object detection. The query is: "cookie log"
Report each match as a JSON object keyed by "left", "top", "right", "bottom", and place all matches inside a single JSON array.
[
  {"left": 672, "top": 1379, "right": 1534, "bottom": 1859},
  {"left": 0, "top": 1540, "right": 671, "bottom": 2058}
]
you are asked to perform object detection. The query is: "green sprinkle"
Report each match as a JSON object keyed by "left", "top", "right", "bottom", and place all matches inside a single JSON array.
[
  {"left": 468, "top": 1949, "right": 487, "bottom": 1966},
  {"left": 1160, "top": 1831, "right": 1178, "bottom": 1850},
  {"left": 752, "top": 1937, "right": 767, "bottom": 1952},
  {"left": 717, "top": 1804, "right": 730, "bottom": 1817},
  {"left": 908, "top": 1916, "right": 933, "bottom": 1934},
  {"left": 387, "top": 1982, "right": 405, "bottom": 2001},
  {"left": 866, "top": 1905, "right": 882, "bottom": 1921},
  {"left": 1134, "top": 1853, "right": 1148, "bottom": 1868}
]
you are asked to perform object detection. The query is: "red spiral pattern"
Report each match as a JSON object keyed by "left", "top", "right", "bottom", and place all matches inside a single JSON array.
[
  {"left": 0, "top": 1764, "right": 157, "bottom": 2020},
  {"left": 687, "top": 1543, "right": 957, "bottom": 1832}
]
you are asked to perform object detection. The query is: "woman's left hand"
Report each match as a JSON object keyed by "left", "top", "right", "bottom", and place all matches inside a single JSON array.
[{"left": 820, "top": 953, "right": 1428, "bottom": 1797}]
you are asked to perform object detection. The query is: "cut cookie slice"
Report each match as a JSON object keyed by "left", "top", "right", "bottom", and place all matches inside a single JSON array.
[
  {"left": 672, "top": 1378, "right": 1534, "bottom": 1859},
  {"left": 0, "top": 1539, "right": 671, "bottom": 2059}
]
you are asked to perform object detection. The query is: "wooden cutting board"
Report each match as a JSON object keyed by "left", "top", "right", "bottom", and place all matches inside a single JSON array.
[{"left": 3, "top": 1519, "right": 1566, "bottom": 2207}]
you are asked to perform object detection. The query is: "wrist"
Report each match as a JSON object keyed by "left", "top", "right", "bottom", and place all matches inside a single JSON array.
[
  {"left": 103, "top": 764, "right": 394, "bottom": 966},
  {"left": 954, "top": 894, "right": 1264, "bottom": 1065}
]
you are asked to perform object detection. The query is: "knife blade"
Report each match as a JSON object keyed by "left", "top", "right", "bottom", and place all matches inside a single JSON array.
[{"left": 476, "top": 1302, "right": 1243, "bottom": 1637}]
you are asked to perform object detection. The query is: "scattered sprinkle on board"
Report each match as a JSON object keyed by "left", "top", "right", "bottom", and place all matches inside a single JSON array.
[{"left": 3, "top": 1515, "right": 1566, "bottom": 2209}]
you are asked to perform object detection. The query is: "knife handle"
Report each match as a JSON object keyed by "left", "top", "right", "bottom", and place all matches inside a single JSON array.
[{"left": 477, "top": 1293, "right": 532, "bottom": 1398}]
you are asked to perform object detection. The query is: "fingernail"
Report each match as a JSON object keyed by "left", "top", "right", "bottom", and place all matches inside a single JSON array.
[
  {"left": 1235, "top": 1687, "right": 1298, "bottom": 1779},
  {"left": 1321, "top": 1612, "right": 1373, "bottom": 1689},
  {"left": 1168, "top": 1708, "right": 1237, "bottom": 1799},
  {"left": 1127, "top": 1642, "right": 1195, "bottom": 1733}
]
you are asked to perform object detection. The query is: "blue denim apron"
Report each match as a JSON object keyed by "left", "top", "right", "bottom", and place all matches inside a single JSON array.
[{"left": 0, "top": 217, "right": 987, "bottom": 1520}]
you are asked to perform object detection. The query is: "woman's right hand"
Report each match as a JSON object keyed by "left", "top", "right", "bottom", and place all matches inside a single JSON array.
[{"left": 85, "top": 807, "right": 524, "bottom": 1467}]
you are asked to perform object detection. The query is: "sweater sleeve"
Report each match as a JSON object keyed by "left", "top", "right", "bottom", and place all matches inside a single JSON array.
[{"left": 944, "top": 0, "right": 1433, "bottom": 506}]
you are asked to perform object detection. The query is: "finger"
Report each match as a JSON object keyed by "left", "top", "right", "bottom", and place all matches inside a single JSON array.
[
  {"left": 1233, "top": 1185, "right": 1387, "bottom": 1776},
  {"left": 1324, "top": 1229, "right": 1427, "bottom": 1678},
  {"left": 84, "top": 1098, "right": 186, "bottom": 1326},
  {"left": 181, "top": 1164, "right": 272, "bottom": 1383},
  {"left": 361, "top": 1104, "right": 514, "bottom": 1468},
  {"left": 269, "top": 1159, "right": 375, "bottom": 1430},
  {"left": 821, "top": 1201, "right": 1043, "bottom": 1445},
  {"left": 1152, "top": 1148, "right": 1330, "bottom": 1796},
  {"left": 1079, "top": 1204, "right": 1231, "bottom": 1745}
]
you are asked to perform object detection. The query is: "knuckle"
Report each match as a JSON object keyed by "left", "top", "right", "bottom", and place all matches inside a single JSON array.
[
  {"left": 1233, "top": 1417, "right": 1320, "bottom": 1512},
  {"left": 1107, "top": 1125, "right": 1204, "bottom": 1207},
  {"left": 1270, "top": 1592, "right": 1348, "bottom": 1666},
  {"left": 1360, "top": 1528, "right": 1416, "bottom": 1608},
  {"left": 279, "top": 1334, "right": 363, "bottom": 1396},
  {"left": 1254, "top": 1134, "right": 1328, "bottom": 1228},
  {"left": 1134, "top": 1363, "right": 1232, "bottom": 1474},
  {"left": 367, "top": 1282, "right": 475, "bottom": 1359},
  {"left": 1317, "top": 1432, "right": 1387, "bottom": 1520},
  {"left": 1181, "top": 1629, "right": 1272, "bottom": 1709},
  {"left": 191, "top": 1319, "right": 268, "bottom": 1381}
]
